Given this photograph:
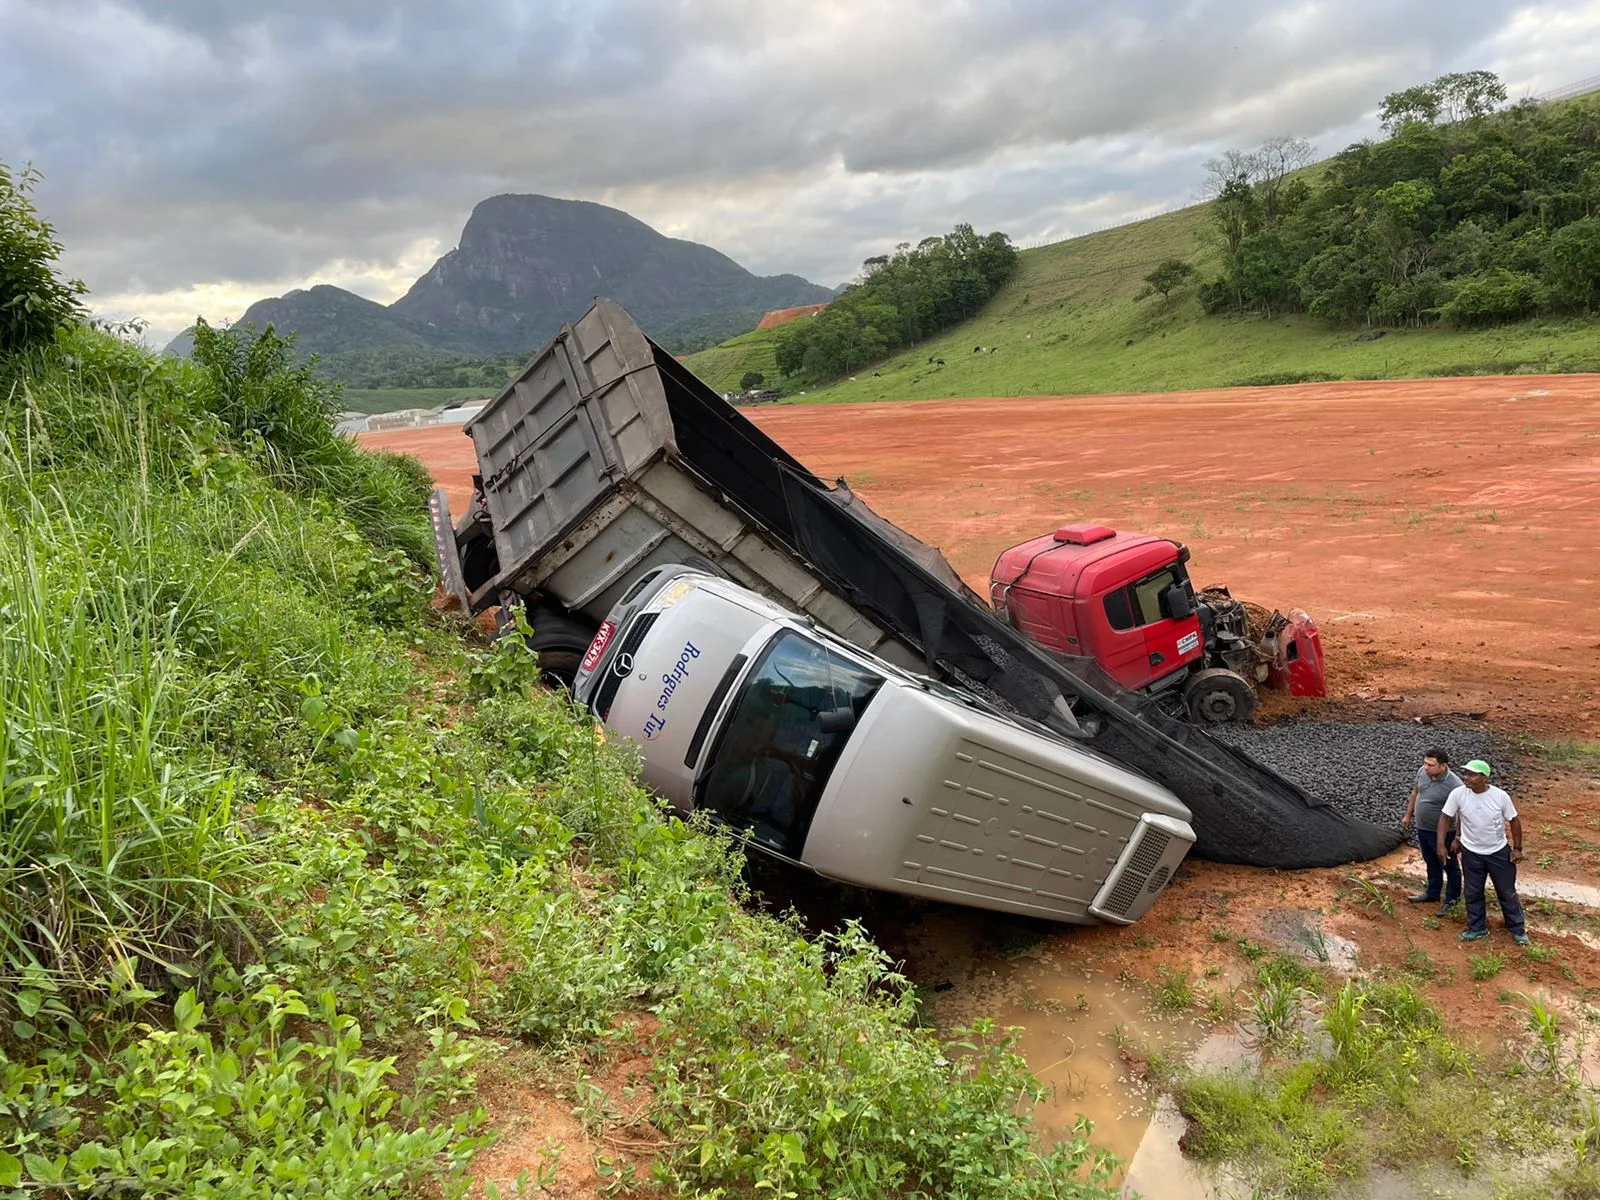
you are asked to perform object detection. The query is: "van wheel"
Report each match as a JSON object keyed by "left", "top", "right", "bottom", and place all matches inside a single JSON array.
[
  {"left": 526, "top": 608, "right": 598, "bottom": 689},
  {"left": 1184, "top": 668, "right": 1257, "bottom": 725}
]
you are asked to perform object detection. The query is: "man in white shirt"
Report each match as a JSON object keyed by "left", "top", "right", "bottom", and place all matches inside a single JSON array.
[{"left": 1438, "top": 759, "right": 1528, "bottom": 945}]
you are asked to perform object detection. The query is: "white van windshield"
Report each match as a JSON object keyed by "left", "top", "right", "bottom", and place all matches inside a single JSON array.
[{"left": 696, "top": 630, "right": 885, "bottom": 857}]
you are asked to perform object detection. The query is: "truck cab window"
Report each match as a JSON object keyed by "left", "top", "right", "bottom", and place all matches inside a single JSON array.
[
  {"left": 697, "top": 630, "right": 885, "bottom": 858},
  {"left": 1104, "top": 588, "right": 1136, "bottom": 631},
  {"left": 1104, "top": 568, "right": 1183, "bottom": 631},
  {"left": 1133, "top": 568, "right": 1179, "bottom": 625}
]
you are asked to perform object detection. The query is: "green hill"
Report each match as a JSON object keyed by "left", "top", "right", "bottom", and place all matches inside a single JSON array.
[
  {"left": 686, "top": 200, "right": 1599, "bottom": 405},
  {"left": 679, "top": 323, "right": 790, "bottom": 394}
]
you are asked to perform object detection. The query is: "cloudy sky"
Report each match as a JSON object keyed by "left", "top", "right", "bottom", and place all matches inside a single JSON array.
[{"left": 5, "top": 0, "right": 1599, "bottom": 348}]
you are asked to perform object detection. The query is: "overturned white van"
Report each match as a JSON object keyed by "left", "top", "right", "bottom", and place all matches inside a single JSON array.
[{"left": 575, "top": 566, "right": 1197, "bottom": 926}]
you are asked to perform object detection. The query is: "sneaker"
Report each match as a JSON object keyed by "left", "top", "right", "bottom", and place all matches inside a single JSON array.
[
  {"left": 1406, "top": 893, "right": 1437, "bottom": 904},
  {"left": 1459, "top": 928, "right": 1489, "bottom": 942},
  {"left": 1435, "top": 900, "right": 1459, "bottom": 917},
  {"left": 1513, "top": 932, "right": 1531, "bottom": 946}
]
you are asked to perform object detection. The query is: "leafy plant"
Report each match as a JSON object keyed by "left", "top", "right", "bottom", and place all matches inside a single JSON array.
[
  {"left": 1155, "top": 965, "right": 1197, "bottom": 1010},
  {"left": 1521, "top": 991, "right": 1564, "bottom": 1075},
  {"left": 1469, "top": 950, "right": 1507, "bottom": 981},
  {"left": 1249, "top": 976, "right": 1304, "bottom": 1047},
  {"left": 0, "top": 161, "right": 86, "bottom": 354},
  {"left": 1348, "top": 875, "right": 1394, "bottom": 916}
]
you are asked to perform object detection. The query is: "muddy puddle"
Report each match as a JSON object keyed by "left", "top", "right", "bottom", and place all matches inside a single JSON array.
[
  {"left": 900, "top": 913, "right": 1257, "bottom": 1197},
  {"left": 1392, "top": 859, "right": 1600, "bottom": 912}
]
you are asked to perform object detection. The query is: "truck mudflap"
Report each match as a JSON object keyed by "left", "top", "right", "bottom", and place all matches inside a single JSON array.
[
  {"left": 773, "top": 467, "right": 1403, "bottom": 869},
  {"left": 429, "top": 489, "right": 471, "bottom": 613},
  {"left": 1089, "top": 814, "right": 1197, "bottom": 924}
]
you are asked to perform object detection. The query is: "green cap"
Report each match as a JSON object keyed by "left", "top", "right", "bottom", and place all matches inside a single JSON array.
[{"left": 1463, "top": 759, "right": 1492, "bottom": 778}]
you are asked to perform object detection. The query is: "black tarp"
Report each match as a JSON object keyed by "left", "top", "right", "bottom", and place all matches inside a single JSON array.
[{"left": 774, "top": 469, "right": 1403, "bottom": 868}]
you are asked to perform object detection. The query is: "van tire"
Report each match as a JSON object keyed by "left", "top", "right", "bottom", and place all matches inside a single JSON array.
[
  {"left": 526, "top": 608, "right": 598, "bottom": 689},
  {"left": 1184, "top": 668, "right": 1256, "bottom": 725}
]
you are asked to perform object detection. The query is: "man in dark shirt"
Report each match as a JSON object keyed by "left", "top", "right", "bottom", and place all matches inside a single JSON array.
[{"left": 1402, "top": 748, "right": 1463, "bottom": 914}]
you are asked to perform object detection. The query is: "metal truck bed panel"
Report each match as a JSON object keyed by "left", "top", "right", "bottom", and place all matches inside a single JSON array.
[{"left": 463, "top": 299, "right": 919, "bottom": 668}]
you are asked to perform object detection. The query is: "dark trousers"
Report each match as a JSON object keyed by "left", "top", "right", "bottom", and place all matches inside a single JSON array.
[
  {"left": 1462, "top": 845, "right": 1526, "bottom": 936},
  {"left": 1417, "top": 827, "right": 1461, "bottom": 903}
]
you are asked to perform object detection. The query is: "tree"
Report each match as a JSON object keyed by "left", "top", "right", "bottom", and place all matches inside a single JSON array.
[
  {"left": 1379, "top": 85, "right": 1443, "bottom": 133},
  {"left": 0, "top": 161, "right": 86, "bottom": 354},
  {"left": 1434, "top": 70, "right": 1507, "bottom": 123},
  {"left": 1379, "top": 71, "right": 1506, "bottom": 133},
  {"left": 1543, "top": 217, "right": 1600, "bottom": 311},
  {"left": 1201, "top": 148, "right": 1260, "bottom": 199},
  {"left": 1138, "top": 258, "right": 1197, "bottom": 301},
  {"left": 1255, "top": 135, "right": 1315, "bottom": 224},
  {"left": 738, "top": 370, "right": 765, "bottom": 390}
]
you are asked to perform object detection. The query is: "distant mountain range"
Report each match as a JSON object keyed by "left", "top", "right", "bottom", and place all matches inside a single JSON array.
[{"left": 167, "top": 194, "right": 834, "bottom": 383}]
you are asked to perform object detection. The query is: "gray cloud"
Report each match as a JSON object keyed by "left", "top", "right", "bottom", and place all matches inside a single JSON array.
[{"left": 3, "top": 0, "right": 1595, "bottom": 343}]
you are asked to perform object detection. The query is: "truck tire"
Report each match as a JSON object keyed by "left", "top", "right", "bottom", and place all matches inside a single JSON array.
[
  {"left": 681, "top": 554, "right": 726, "bottom": 578},
  {"left": 525, "top": 608, "right": 599, "bottom": 690},
  {"left": 1184, "top": 668, "right": 1257, "bottom": 726}
]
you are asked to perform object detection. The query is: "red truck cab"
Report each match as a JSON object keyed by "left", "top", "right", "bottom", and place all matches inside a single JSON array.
[{"left": 991, "top": 523, "right": 1203, "bottom": 693}]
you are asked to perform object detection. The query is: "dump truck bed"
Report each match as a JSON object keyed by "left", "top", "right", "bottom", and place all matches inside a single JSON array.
[{"left": 458, "top": 298, "right": 921, "bottom": 670}]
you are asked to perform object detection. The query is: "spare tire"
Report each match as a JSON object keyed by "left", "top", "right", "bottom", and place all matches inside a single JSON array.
[{"left": 1184, "top": 668, "right": 1257, "bottom": 725}]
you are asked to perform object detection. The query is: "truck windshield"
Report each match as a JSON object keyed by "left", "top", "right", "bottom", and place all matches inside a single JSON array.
[{"left": 696, "top": 630, "right": 885, "bottom": 858}]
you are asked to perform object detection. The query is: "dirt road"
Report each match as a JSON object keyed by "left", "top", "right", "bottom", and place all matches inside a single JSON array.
[{"left": 367, "top": 373, "right": 1600, "bottom": 735}]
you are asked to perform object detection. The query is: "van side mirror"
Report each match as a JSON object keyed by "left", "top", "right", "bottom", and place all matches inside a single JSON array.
[
  {"left": 1163, "top": 585, "right": 1193, "bottom": 620},
  {"left": 818, "top": 707, "right": 857, "bottom": 734}
]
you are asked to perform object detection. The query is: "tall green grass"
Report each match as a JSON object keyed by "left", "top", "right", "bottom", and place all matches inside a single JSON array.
[{"left": 0, "top": 457, "right": 255, "bottom": 987}]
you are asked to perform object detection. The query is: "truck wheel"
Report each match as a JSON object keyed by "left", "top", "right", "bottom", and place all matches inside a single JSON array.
[
  {"left": 1184, "top": 668, "right": 1257, "bottom": 725},
  {"left": 681, "top": 554, "right": 725, "bottom": 578},
  {"left": 525, "top": 608, "right": 599, "bottom": 690}
]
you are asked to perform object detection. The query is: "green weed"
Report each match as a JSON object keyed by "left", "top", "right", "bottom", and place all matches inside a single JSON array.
[
  {"left": 1156, "top": 965, "right": 1197, "bottom": 1010},
  {"left": 1521, "top": 991, "right": 1564, "bottom": 1075},
  {"left": 1348, "top": 875, "right": 1395, "bottom": 916},
  {"left": 1470, "top": 950, "right": 1508, "bottom": 981}
]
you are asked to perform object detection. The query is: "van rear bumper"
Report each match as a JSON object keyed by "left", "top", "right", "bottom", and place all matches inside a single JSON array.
[{"left": 1088, "top": 813, "right": 1197, "bottom": 924}]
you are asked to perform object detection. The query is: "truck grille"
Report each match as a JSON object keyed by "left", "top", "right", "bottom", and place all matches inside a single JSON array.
[
  {"left": 1099, "top": 828, "right": 1173, "bottom": 919},
  {"left": 590, "top": 612, "right": 658, "bottom": 720}
]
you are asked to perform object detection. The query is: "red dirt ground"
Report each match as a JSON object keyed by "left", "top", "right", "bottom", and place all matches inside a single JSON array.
[
  {"left": 755, "top": 302, "right": 829, "bottom": 328},
  {"left": 365, "top": 373, "right": 1600, "bottom": 736}
]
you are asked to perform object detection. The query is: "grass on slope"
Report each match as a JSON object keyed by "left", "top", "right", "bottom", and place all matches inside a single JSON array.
[
  {"left": 706, "top": 203, "right": 1600, "bottom": 406},
  {"left": 681, "top": 323, "right": 790, "bottom": 395}
]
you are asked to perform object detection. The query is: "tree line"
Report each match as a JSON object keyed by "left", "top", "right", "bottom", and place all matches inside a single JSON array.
[
  {"left": 1193, "top": 71, "right": 1600, "bottom": 327},
  {"left": 774, "top": 223, "right": 1019, "bottom": 381}
]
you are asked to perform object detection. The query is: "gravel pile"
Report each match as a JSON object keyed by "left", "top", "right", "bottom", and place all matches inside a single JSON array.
[{"left": 1209, "top": 721, "right": 1509, "bottom": 833}]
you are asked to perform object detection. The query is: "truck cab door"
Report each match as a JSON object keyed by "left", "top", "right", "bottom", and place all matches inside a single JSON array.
[{"left": 1084, "top": 567, "right": 1202, "bottom": 691}]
